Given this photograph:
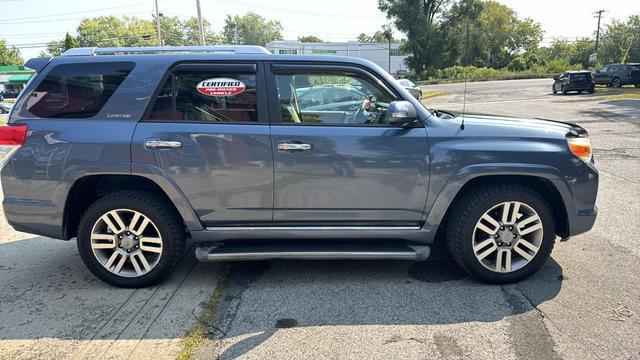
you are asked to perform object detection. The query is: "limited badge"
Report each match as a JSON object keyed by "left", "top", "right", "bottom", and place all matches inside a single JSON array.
[{"left": 196, "top": 78, "right": 246, "bottom": 96}]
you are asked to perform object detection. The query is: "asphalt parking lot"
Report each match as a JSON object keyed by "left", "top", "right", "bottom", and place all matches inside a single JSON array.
[{"left": 1, "top": 79, "right": 639, "bottom": 359}]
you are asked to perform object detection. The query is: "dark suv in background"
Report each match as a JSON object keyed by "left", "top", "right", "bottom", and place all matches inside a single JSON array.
[
  {"left": 592, "top": 63, "right": 640, "bottom": 88},
  {"left": 0, "top": 46, "right": 599, "bottom": 288},
  {"left": 552, "top": 71, "right": 595, "bottom": 95}
]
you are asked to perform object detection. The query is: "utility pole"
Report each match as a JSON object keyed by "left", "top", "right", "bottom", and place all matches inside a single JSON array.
[
  {"left": 388, "top": 38, "right": 391, "bottom": 73},
  {"left": 196, "top": 0, "right": 205, "bottom": 46},
  {"left": 594, "top": 9, "right": 606, "bottom": 65},
  {"left": 154, "top": 0, "right": 163, "bottom": 46}
]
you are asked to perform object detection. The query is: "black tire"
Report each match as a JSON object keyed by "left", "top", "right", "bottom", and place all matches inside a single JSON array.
[
  {"left": 77, "top": 191, "right": 186, "bottom": 288},
  {"left": 589, "top": 89, "right": 595, "bottom": 94},
  {"left": 635, "top": 84, "right": 640, "bottom": 88},
  {"left": 578, "top": 90, "right": 582, "bottom": 94},
  {"left": 612, "top": 78, "right": 622, "bottom": 88},
  {"left": 561, "top": 85, "right": 568, "bottom": 95},
  {"left": 445, "top": 184, "right": 556, "bottom": 284},
  {"left": 552, "top": 86, "right": 557, "bottom": 95}
]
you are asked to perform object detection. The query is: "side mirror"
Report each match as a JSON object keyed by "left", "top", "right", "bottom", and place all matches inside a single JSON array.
[{"left": 387, "top": 100, "right": 418, "bottom": 127}]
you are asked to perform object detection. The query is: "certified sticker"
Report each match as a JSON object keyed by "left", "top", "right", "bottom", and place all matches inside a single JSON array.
[{"left": 196, "top": 78, "right": 246, "bottom": 96}]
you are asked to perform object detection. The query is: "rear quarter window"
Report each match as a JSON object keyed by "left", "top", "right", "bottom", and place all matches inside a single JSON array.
[{"left": 25, "top": 62, "right": 134, "bottom": 119}]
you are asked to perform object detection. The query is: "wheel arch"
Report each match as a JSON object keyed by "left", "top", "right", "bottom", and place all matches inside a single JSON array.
[
  {"left": 424, "top": 165, "right": 572, "bottom": 244},
  {"left": 63, "top": 173, "right": 202, "bottom": 239}
]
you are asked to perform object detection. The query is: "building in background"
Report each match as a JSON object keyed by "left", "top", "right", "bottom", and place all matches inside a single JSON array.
[
  {"left": 0, "top": 66, "right": 34, "bottom": 98},
  {"left": 266, "top": 40, "right": 409, "bottom": 76}
]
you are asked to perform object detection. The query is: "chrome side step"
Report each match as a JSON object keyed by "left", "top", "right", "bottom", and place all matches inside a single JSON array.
[{"left": 195, "top": 244, "right": 430, "bottom": 262}]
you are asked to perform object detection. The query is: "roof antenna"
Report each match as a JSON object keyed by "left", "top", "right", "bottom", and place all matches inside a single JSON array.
[{"left": 460, "top": 4, "right": 471, "bottom": 130}]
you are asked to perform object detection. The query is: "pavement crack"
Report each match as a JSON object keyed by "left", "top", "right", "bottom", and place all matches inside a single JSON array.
[{"left": 501, "top": 285, "right": 560, "bottom": 360}]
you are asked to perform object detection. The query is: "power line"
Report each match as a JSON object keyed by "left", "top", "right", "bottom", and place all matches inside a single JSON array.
[
  {"left": 206, "top": 0, "right": 382, "bottom": 20},
  {"left": 0, "top": 11, "right": 151, "bottom": 26},
  {"left": 0, "top": 3, "right": 149, "bottom": 23}
]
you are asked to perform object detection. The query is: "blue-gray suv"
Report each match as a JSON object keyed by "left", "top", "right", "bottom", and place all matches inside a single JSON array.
[{"left": 0, "top": 46, "right": 598, "bottom": 287}]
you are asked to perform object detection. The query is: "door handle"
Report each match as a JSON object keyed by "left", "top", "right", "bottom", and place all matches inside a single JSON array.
[
  {"left": 277, "top": 142, "right": 312, "bottom": 151},
  {"left": 145, "top": 139, "right": 182, "bottom": 149}
]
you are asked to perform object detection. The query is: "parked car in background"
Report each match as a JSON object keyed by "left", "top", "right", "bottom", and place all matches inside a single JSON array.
[
  {"left": 0, "top": 103, "right": 11, "bottom": 114},
  {"left": 0, "top": 90, "right": 20, "bottom": 99},
  {"left": 0, "top": 46, "right": 598, "bottom": 287},
  {"left": 296, "top": 84, "right": 369, "bottom": 110},
  {"left": 591, "top": 64, "right": 640, "bottom": 88},
  {"left": 397, "top": 79, "right": 422, "bottom": 100},
  {"left": 553, "top": 71, "right": 595, "bottom": 95}
]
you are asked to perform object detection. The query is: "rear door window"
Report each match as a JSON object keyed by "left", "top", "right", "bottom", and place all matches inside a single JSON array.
[
  {"left": 146, "top": 65, "right": 259, "bottom": 123},
  {"left": 25, "top": 62, "right": 134, "bottom": 118}
]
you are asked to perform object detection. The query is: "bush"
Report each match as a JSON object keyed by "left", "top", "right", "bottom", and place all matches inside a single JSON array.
[{"left": 419, "top": 62, "right": 589, "bottom": 84}]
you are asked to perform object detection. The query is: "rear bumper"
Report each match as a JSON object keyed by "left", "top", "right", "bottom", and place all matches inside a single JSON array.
[{"left": 566, "top": 84, "right": 595, "bottom": 91}]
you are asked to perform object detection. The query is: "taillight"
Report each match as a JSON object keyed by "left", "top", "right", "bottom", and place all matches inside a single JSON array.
[
  {"left": 0, "top": 124, "right": 28, "bottom": 166},
  {"left": 0, "top": 125, "right": 28, "bottom": 146},
  {"left": 566, "top": 136, "right": 592, "bottom": 163}
]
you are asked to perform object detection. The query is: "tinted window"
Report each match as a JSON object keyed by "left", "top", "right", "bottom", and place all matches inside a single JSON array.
[
  {"left": 146, "top": 71, "right": 258, "bottom": 122},
  {"left": 26, "top": 62, "right": 134, "bottom": 118},
  {"left": 275, "top": 73, "right": 395, "bottom": 125},
  {"left": 570, "top": 73, "right": 591, "bottom": 81},
  {"left": 146, "top": 76, "right": 173, "bottom": 120}
]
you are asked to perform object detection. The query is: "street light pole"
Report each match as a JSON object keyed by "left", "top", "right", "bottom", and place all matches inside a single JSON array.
[
  {"left": 154, "top": 0, "right": 163, "bottom": 46},
  {"left": 196, "top": 0, "right": 205, "bottom": 46}
]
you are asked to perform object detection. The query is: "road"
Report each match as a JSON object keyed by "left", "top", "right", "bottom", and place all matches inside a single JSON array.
[{"left": 1, "top": 79, "right": 639, "bottom": 359}]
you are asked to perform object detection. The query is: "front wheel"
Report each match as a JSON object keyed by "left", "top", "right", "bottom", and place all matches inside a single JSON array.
[
  {"left": 561, "top": 85, "right": 568, "bottom": 95},
  {"left": 77, "top": 191, "right": 185, "bottom": 288},
  {"left": 446, "top": 184, "right": 556, "bottom": 283},
  {"left": 612, "top": 78, "right": 622, "bottom": 88},
  {"left": 635, "top": 84, "right": 640, "bottom": 88}
]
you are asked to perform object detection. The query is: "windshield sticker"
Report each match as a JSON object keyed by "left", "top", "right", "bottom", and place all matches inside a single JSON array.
[{"left": 196, "top": 78, "right": 246, "bottom": 96}]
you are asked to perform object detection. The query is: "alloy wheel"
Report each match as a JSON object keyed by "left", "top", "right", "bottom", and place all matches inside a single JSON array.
[
  {"left": 472, "top": 201, "right": 544, "bottom": 273},
  {"left": 90, "top": 209, "right": 163, "bottom": 277}
]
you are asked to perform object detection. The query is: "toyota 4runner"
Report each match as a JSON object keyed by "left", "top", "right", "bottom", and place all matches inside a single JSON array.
[{"left": 0, "top": 46, "right": 598, "bottom": 287}]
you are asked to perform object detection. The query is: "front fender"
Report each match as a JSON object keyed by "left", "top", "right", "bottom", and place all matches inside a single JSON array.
[{"left": 421, "top": 163, "right": 575, "bottom": 242}]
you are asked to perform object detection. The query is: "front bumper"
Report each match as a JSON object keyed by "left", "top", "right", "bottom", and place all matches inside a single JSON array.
[{"left": 563, "top": 161, "right": 599, "bottom": 239}]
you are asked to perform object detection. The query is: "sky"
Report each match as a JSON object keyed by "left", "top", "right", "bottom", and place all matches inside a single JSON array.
[{"left": 0, "top": 0, "right": 637, "bottom": 60}]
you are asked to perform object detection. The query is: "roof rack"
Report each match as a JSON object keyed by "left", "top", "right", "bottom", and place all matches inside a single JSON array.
[{"left": 61, "top": 45, "right": 271, "bottom": 56}]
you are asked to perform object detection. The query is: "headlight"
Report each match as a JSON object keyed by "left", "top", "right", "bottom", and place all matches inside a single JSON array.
[{"left": 566, "top": 137, "right": 592, "bottom": 163}]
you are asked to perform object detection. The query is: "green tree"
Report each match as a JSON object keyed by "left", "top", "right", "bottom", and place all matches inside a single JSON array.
[
  {"left": 64, "top": 32, "right": 80, "bottom": 50},
  {"left": 298, "top": 35, "right": 324, "bottom": 43},
  {"left": 378, "top": 0, "right": 451, "bottom": 76},
  {"left": 181, "top": 17, "right": 223, "bottom": 45},
  {"left": 75, "top": 16, "right": 156, "bottom": 47},
  {"left": 357, "top": 27, "right": 397, "bottom": 43},
  {"left": 599, "top": 15, "right": 640, "bottom": 64},
  {"left": 223, "top": 12, "right": 283, "bottom": 46},
  {"left": 46, "top": 32, "right": 81, "bottom": 57},
  {"left": 0, "top": 40, "right": 23, "bottom": 65}
]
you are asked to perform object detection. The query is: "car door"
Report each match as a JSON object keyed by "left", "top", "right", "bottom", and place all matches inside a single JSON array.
[
  {"left": 131, "top": 62, "right": 273, "bottom": 226},
  {"left": 267, "top": 63, "right": 430, "bottom": 226}
]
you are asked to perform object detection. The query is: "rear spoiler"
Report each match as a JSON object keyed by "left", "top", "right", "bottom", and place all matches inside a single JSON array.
[{"left": 25, "top": 57, "right": 52, "bottom": 72}]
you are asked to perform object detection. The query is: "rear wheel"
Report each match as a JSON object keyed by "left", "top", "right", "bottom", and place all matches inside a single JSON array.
[
  {"left": 446, "top": 184, "right": 556, "bottom": 283},
  {"left": 77, "top": 191, "right": 185, "bottom": 288}
]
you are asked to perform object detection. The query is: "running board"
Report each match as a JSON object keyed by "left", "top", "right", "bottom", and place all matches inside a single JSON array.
[{"left": 195, "top": 243, "right": 430, "bottom": 262}]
